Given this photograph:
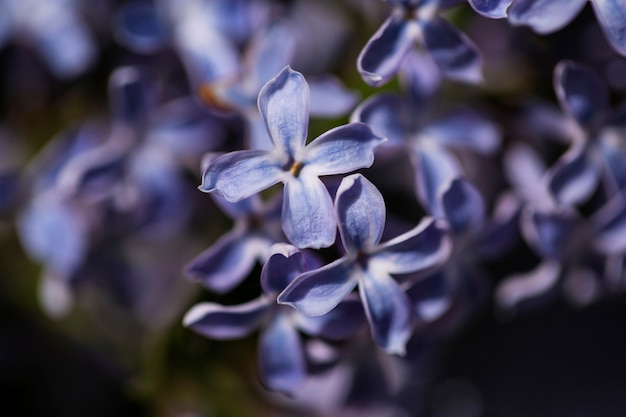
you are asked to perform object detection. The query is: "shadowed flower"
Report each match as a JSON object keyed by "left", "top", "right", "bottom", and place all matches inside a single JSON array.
[
  {"left": 278, "top": 174, "right": 451, "bottom": 355},
  {"left": 200, "top": 66, "right": 384, "bottom": 249},
  {"left": 184, "top": 243, "right": 364, "bottom": 395}
]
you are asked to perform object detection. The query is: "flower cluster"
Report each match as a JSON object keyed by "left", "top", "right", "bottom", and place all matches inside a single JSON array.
[{"left": 2, "top": 0, "right": 626, "bottom": 415}]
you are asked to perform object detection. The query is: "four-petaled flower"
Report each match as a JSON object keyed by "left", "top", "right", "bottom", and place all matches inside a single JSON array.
[{"left": 200, "top": 66, "right": 384, "bottom": 249}]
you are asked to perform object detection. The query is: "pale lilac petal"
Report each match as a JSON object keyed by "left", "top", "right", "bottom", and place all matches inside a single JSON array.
[
  {"left": 185, "top": 232, "right": 270, "bottom": 293},
  {"left": 598, "top": 127, "right": 626, "bottom": 193},
  {"left": 303, "top": 123, "right": 384, "bottom": 176},
  {"left": 421, "top": 110, "right": 501, "bottom": 154},
  {"left": 199, "top": 150, "right": 283, "bottom": 202},
  {"left": 308, "top": 76, "right": 359, "bottom": 118},
  {"left": 247, "top": 21, "right": 296, "bottom": 88},
  {"left": 546, "top": 144, "right": 600, "bottom": 207},
  {"left": 277, "top": 258, "right": 358, "bottom": 316},
  {"left": 508, "top": 0, "right": 587, "bottom": 34},
  {"left": 335, "top": 174, "right": 386, "bottom": 254},
  {"left": 399, "top": 49, "right": 442, "bottom": 102},
  {"left": 295, "top": 296, "right": 365, "bottom": 340},
  {"left": 359, "top": 270, "right": 414, "bottom": 355},
  {"left": 405, "top": 272, "right": 451, "bottom": 322},
  {"left": 411, "top": 144, "right": 463, "bottom": 216},
  {"left": 350, "top": 93, "right": 408, "bottom": 147},
  {"left": 503, "top": 143, "right": 554, "bottom": 211},
  {"left": 592, "top": 0, "right": 626, "bottom": 56},
  {"left": 258, "top": 66, "right": 309, "bottom": 155},
  {"left": 182, "top": 298, "right": 271, "bottom": 339},
  {"left": 590, "top": 191, "right": 626, "bottom": 255},
  {"left": 258, "top": 313, "right": 306, "bottom": 394},
  {"left": 357, "top": 16, "right": 415, "bottom": 86},
  {"left": 521, "top": 207, "right": 580, "bottom": 259},
  {"left": 440, "top": 177, "right": 486, "bottom": 235},
  {"left": 467, "top": 0, "right": 513, "bottom": 18},
  {"left": 372, "top": 218, "right": 451, "bottom": 274},
  {"left": 496, "top": 261, "right": 561, "bottom": 311},
  {"left": 554, "top": 60, "right": 609, "bottom": 130},
  {"left": 282, "top": 176, "right": 336, "bottom": 249},
  {"left": 421, "top": 17, "right": 482, "bottom": 83},
  {"left": 261, "top": 243, "right": 309, "bottom": 294}
]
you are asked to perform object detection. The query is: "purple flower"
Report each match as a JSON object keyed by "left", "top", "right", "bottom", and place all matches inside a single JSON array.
[
  {"left": 183, "top": 243, "right": 364, "bottom": 394},
  {"left": 200, "top": 66, "right": 384, "bottom": 249},
  {"left": 357, "top": 0, "right": 483, "bottom": 86},
  {"left": 508, "top": 0, "right": 626, "bottom": 56},
  {"left": 278, "top": 174, "right": 451, "bottom": 355},
  {"left": 467, "top": 0, "right": 513, "bottom": 18}
]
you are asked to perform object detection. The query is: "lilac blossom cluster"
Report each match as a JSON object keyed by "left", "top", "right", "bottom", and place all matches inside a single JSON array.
[{"left": 2, "top": 0, "right": 626, "bottom": 415}]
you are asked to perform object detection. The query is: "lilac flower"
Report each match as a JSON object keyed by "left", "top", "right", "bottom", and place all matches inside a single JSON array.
[
  {"left": 278, "top": 174, "right": 451, "bottom": 355},
  {"left": 508, "top": 0, "right": 626, "bottom": 56},
  {"left": 352, "top": 92, "right": 500, "bottom": 216},
  {"left": 200, "top": 66, "right": 384, "bottom": 249},
  {"left": 467, "top": 0, "right": 513, "bottom": 18},
  {"left": 185, "top": 190, "right": 284, "bottom": 294},
  {"left": 357, "top": 0, "right": 483, "bottom": 87},
  {"left": 184, "top": 243, "right": 364, "bottom": 394}
]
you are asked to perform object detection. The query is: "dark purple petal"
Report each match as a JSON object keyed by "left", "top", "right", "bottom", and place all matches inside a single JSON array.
[
  {"left": 303, "top": 123, "right": 384, "bottom": 176},
  {"left": 508, "top": 0, "right": 586, "bottom": 34},
  {"left": 521, "top": 207, "right": 580, "bottom": 259},
  {"left": 503, "top": 143, "right": 554, "bottom": 210},
  {"left": 350, "top": 93, "right": 408, "bottom": 147},
  {"left": 421, "top": 109, "right": 501, "bottom": 154},
  {"left": 183, "top": 298, "right": 270, "bottom": 339},
  {"left": 185, "top": 232, "right": 270, "bottom": 294},
  {"left": 495, "top": 261, "right": 561, "bottom": 311},
  {"left": 109, "top": 66, "right": 153, "bottom": 126},
  {"left": 261, "top": 243, "right": 309, "bottom": 294},
  {"left": 405, "top": 272, "right": 451, "bottom": 322},
  {"left": 295, "top": 296, "right": 365, "bottom": 340},
  {"left": 199, "top": 150, "right": 283, "bottom": 202},
  {"left": 421, "top": 16, "right": 482, "bottom": 83},
  {"left": 335, "top": 174, "right": 386, "bottom": 254},
  {"left": 411, "top": 144, "right": 462, "bottom": 216},
  {"left": 554, "top": 60, "right": 609, "bottom": 130},
  {"left": 591, "top": 191, "right": 626, "bottom": 255},
  {"left": 598, "top": 127, "right": 626, "bottom": 193},
  {"left": 372, "top": 217, "right": 451, "bottom": 274},
  {"left": 258, "top": 66, "right": 309, "bottom": 156},
  {"left": 546, "top": 143, "right": 600, "bottom": 207},
  {"left": 113, "top": 1, "right": 167, "bottom": 54},
  {"left": 359, "top": 270, "right": 414, "bottom": 355},
  {"left": 277, "top": 258, "right": 358, "bottom": 316},
  {"left": 357, "top": 16, "right": 415, "bottom": 86},
  {"left": 440, "top": 177, "right": 486, "bottom": 236},
  {"left": 467, "top": 0, "right": 513, "bottom": 18},
  {"left": 282, "top": 175, "right": 336, "bottom": 249},
  {"left": 258, "top": 313, "right": 306, "bottom": 395},
  {"left": 474, "top": 192, "right": 522, "bottom": 259},
  {"left": 591, "top": 0, "right": 626, "bottom": 56}
]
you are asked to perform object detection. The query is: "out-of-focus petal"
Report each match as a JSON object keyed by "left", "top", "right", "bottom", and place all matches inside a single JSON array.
[
  {"left": 467, "top": 0, "right": 513, "bottom": 18},
  {"left": 496, "top": 261, "right": 561, "bottom": 311},
  {"left": 421, "top": 17, "right": 482, "bottom": 83},
  {"left": 278, "top": 258, "right": 358, "bottom": 316},
  {"left": 199, "top": 150, "right": 283, "bottom": 202},
  {"left": 372, "top": 217, "right": 451, "bottom": 274},
  {"left": 440, "top": 177, "right": 486, "bottom": 236},
  {"left": 420, "top": 109, "right": 501, "bottom": 154},
  {"left": 282, "top": 175, "right": 336, "bottom": 249},
  {"left": 183, "top": 298, "right": 270, "bottom": 339},
  {"left": 109, "top": 66, "right": 153, "bottom": 126},
  {"left": 598, "top": 126, "right": 626, "bottom": 193},
  {"left": 411, "top": 143, "right": 462, "bottom": 216},
  {"left": 258, "top": 66, "right": 309, "bottom": 156},
  {"left": 303, "top": 123, "right": 383, "bottom": 176},
  {"left": 546, "top": 144, "right": 600, "bottom": 207},
  {"left": 405, "top": 272, "right": 451, "bottom": 322},
  {"left": 185, "top": 232, "right": 270, "bottom": 293},
  {"left": 591, "top": 0, "right": 626, "bottom": 56},
  {"left": 359, "top": 270, "right": 413, "bottom": 355},
  {"left": 246, "top": 21, "right": 296, "bottom": 90},
  {"left": 261, "top": 243, "right": 309, "bottom": 294},
  {"left": 308, "top": 76, "right": 359, "bottom": 118},
  {"left": 335, "top": 174, "right": 386, "bottom": 253},
  {"left": 114, "top": 1, "right": 167, "bottom": 54},
  {"left": 357, "top": 16, "right": 415, "bottom": 87},
  {"left": 258, "top": 313, "right": 306, "bottom": 395},
  {"left": 503, "top": 143, "right": 554, "bottom": 211},
  {"left": 554, "top": 60, "right": 609, "bottom": 131},
  {"left": 399, "top": 49, "right": 442, "bottom": 103},
  {"left": 294, "top": 296, "right": 365, "bottom": 340},
  {"left": 350, "top": 93, "right": 408, "bottom": 147},
  {"left": 474, "top": 192, "right": 522, "bottom": 259},
  {"left": 508, "top": 0, "right": 586, "bottom": 34},
  {"left": 591, "top": 190, "right": 626, "bottom": 255},
  {"left": 521, "top": 207, "right": 580, "bottom": 259}
]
